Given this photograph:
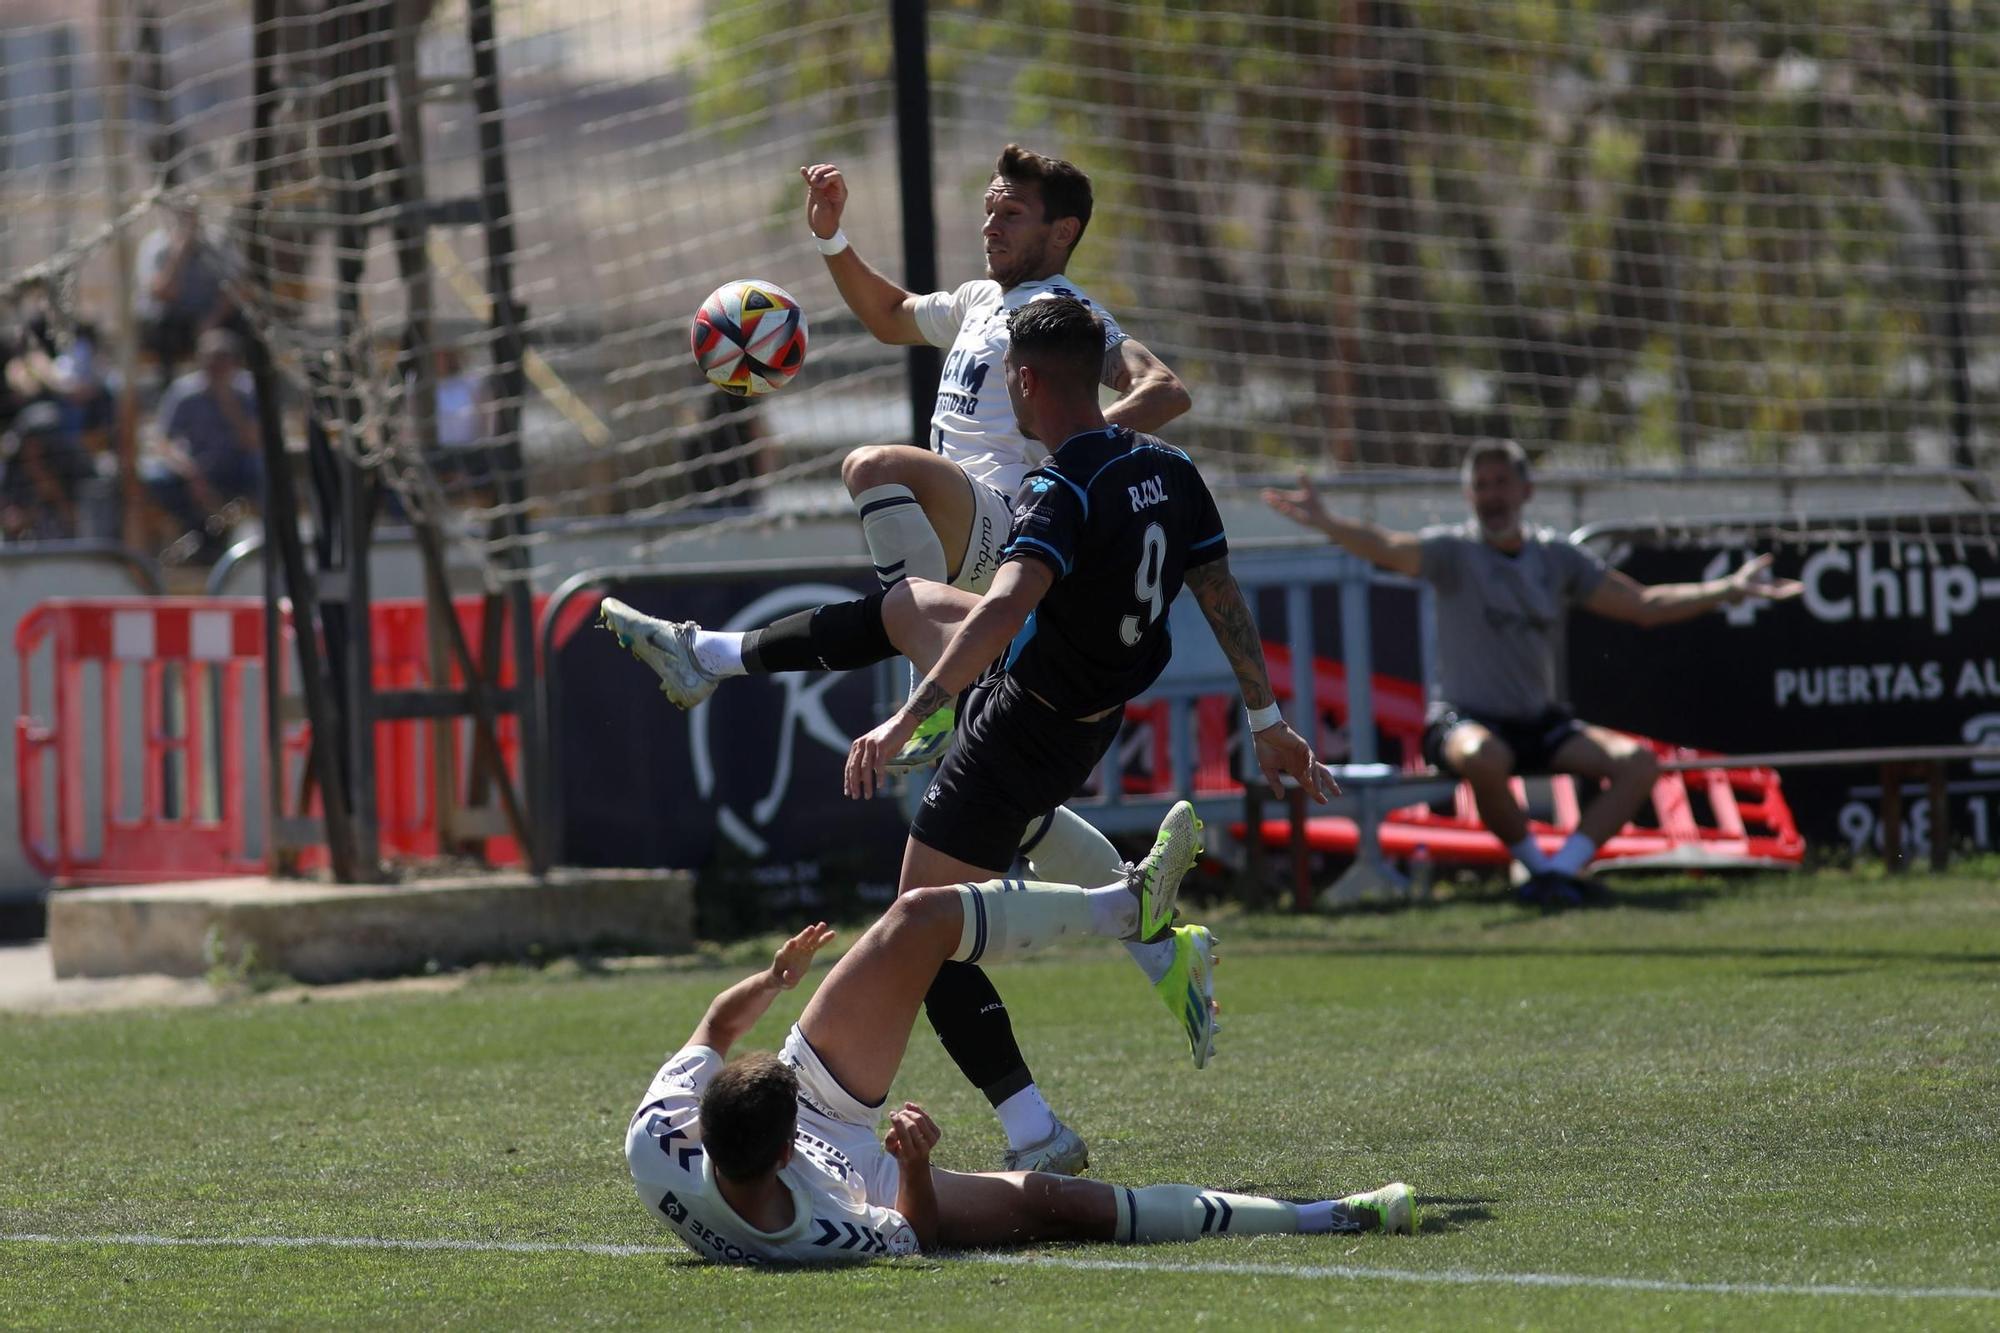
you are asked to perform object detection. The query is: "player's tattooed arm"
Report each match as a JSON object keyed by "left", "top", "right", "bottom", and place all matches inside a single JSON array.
[
  {"left": 1184, "top": 557, "right": 1276, "bottom": 709},
  {"left": 903, "top": 679, "right": 954, "bottom": 723},
  {"left": 1186, "top": 556, "right": 1339, "bottom": 803}
]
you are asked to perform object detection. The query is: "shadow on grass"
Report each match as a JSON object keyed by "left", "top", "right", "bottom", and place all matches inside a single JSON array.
[{"left": 1416, "top": 1195, "right": 1496, "bottom": 1235}]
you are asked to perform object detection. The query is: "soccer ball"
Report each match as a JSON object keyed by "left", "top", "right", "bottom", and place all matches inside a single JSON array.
[{"left": 691, "top": 278, "right": 808, "bottom": 396}]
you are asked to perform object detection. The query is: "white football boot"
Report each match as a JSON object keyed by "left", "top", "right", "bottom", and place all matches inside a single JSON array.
[{"left": 598, "top": 597, "right": 720, "bottom": 710}]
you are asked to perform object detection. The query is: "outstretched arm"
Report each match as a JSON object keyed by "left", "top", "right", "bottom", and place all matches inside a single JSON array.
[
  {"left": 801, "top": 163, "right": 928, "bottom": 346},
  {"left": 1183, "top": 557, "right": 1337, "bottom": 802},
  {"left": 1583, "top": 554, "right": 1802, "bottom": 628},
  {"left": 687, "top": 923, "right": 837, "bottom": 1057},
  {"left": 844, "top": 559, "right": 1054, "bottom": 798},
  {"left": 1101, "top": 338, "right": 1191, "bottom": 434},
  {"left": 1261, "top": 470, "right": 1423, "bottom": 577}
]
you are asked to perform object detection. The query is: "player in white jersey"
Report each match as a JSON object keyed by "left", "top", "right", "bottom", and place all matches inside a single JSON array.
[
  {"left": 803, "top": 144, "right": 1190, "bottom": 770},
  {"left": 627, "top": 803, "right": 1417, "bottom": 1265}
]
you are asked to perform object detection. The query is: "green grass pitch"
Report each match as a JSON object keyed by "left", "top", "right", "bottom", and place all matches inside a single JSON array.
[{"left": 4, "top": 864, "right": 1998, "bottom": 1329}]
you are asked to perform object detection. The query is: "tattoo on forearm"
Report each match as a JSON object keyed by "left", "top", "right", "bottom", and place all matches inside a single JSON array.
[
  {"left": 1186, "top": 562, "right": 1274, "bottom": 709},
  {"left": 906, "top": 681, "right": 952, "bottom": 722}
]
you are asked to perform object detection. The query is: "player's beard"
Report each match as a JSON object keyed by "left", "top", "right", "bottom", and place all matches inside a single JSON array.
[{"left": 987, "top": 234, "right": 1049, "bottom": 288}]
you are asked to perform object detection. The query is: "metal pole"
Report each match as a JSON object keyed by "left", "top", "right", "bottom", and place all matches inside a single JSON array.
[
  {"left": 890, "top": 0, "right": 941, "bottom": 444},
  {"left": 390, "top": 3, "right": 458, "bottom": 851},
  {"left": 248, "top": 0, "right": 358, "bottom": 882},
  {"left": 1337, "top": 559, "right": 1376, "bottom": 766},
  {"left": 53, "top": 26, "right": 78, "bottom": 257},
  {"left": 467, "top": 0, "right": 545, "bottom": 873},
  {"left": 96, "top": 0, "right": 144, "bottom": 551},
  {"left": 1932, "top": 0, "right": 1974, "bottom": 470},
  {"left": 319, "top": 0, "right": 387, "bottom": 878}
]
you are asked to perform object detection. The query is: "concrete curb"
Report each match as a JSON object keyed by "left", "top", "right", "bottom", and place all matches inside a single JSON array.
[{"left": 48, "top": 869, "right": 693, "bottom": 984}]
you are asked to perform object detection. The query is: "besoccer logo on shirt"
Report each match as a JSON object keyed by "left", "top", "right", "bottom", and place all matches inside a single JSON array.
[{"left": 661, "top": 1192, "right": 690, "bottom": 1224}]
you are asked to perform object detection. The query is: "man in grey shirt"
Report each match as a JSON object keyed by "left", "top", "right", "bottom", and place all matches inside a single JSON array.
[{"left": 1264, "top": 438, "right": 1799, "bottom": 902}]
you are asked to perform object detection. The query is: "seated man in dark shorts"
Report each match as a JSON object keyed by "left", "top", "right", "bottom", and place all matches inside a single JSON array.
[
  {"left": 1263, "top": 438, "right": 1799, "bottom": 905},
  {"left": 626, "top": 811, "right": 1414, "bottom": 1266},
  {"left": 606, "top": 297, "right": 1334, "bottom": 1175}
]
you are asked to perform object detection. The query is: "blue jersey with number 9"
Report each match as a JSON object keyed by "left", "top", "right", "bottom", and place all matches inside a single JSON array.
[{"left": 998, "top": 426, "right": 1227, "bottom": 717}]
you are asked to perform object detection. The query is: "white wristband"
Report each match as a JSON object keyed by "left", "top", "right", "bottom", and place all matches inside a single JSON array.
[
  {"left": 813, "top": 228, "right": 850, "bottom": 256},
  {"left": 1246, "top": 702, "right": 1284, "bottom": 733}
]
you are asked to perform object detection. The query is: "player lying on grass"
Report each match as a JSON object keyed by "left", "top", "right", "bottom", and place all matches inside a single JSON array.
[{"left": 627, "top": 801, "right": 1416, "bottom": 1264}]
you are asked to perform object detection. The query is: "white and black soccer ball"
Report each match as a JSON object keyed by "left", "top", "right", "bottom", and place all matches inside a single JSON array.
[{"left": 690, "top": 278, "right": 808, "bottom": 396}]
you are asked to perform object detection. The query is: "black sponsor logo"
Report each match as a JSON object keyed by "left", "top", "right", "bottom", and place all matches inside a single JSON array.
[{"left": 660, "top": 1192, "right": 767, "bottom": 1265}]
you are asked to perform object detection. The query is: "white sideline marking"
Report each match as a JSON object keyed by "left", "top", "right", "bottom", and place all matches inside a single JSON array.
[{"left": 3, "top": 1233, "right": 1997, "bottom": 1302}]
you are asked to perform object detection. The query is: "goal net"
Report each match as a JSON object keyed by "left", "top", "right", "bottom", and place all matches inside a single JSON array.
[{"left": 2, "top": 0, "right": 1994, "bottom": 589}]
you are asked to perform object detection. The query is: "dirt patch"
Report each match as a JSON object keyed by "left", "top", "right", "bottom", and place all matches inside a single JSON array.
[{"left": 0, "top": 942, "right": 472, "bottom": 1016}]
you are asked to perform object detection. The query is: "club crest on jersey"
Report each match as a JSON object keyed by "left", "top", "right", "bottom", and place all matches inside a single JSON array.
[{"left": 1128, "top": 475, "right": 1167, "bottom": 511}]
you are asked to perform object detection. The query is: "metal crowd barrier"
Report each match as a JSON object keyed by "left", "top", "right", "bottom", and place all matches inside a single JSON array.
[
  {"left": 1, "top": 544, "right": 164, "bottom": 899},
  {"left": 14, "top": 593, "right": 539, "bottom": 887}
]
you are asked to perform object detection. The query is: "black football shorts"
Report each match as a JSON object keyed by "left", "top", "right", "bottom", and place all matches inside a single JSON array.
[
  {"left": 1421, "top": 703, "right": 1585, "bottom": 775},
  {"left": 908, "top": 672, "right": 1123, "bottom": 873}
]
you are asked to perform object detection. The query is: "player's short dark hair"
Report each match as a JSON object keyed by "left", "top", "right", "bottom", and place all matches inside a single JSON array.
[
  {"left": 995, "top": 144, "right": 1093, "bottom": 250},
  {"left": 1461, "top": 437, "right": 1530, "bottom": 486},
  {"left": 1007, "top": 296, "right": 1104, "bottom": 393},
  {"left": 700, "top": 1052, "right": 798, "bottom": 1182}
]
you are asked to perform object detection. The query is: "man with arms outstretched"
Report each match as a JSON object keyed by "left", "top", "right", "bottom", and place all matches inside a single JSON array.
[
  {"left": 1264, "top": 438, "right": 1800, "bottom": 904},
  {"left": 626, "top": 805, "right": 1415, "bottom": 1265},
  {"left": 607, "top": 299, "right": 1330, "bottom": 1175},
  {"left": 809, "top": 144, "right": 1190, "bottom": 771}
]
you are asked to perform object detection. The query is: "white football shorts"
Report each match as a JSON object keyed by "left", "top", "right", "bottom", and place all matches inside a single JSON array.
[
  {"left": 781, "top": 1024, "right": 902, "bottom": 1205},
  {"left": 951, "top": 477, "right": 1013, "bottom": 595}
]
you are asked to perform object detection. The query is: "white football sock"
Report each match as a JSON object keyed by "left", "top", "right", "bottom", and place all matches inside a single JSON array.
[
  {"left": 1123, "top": 936, "right": 1176, "bottom": 985},
  {"left": 1021, "top": 807, "right": 1123, "bottom": 882},
  {"left": 1113, "top": 1184, "right": 1300, "bottom": 1242},
  {"left": 1548, "top": 832, "right": 1598, "bottom": 876},
  {"left": 1020, "top": 808, "right": 1173, "bottom": 984},
  {"left": 950, "top": 880, "right": 1135, "bottom": 964},
  {"left": 688, "top": 629, "right": 747, "bottom": 678},
  {"left": 1509, "top": 835, "right": 1550, "bottom": 874},
  {"left": 993, "top": 1085, "right": 1059, "bottom": 1152},
  {"left": 854, "top": 482, "right": 947, "bottom": 590}
]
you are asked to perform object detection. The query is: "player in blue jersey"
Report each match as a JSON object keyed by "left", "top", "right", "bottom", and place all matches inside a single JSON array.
[
  {"left": 606, "top": 299, "right": 1331, "bottom": 1175},
  {"left": 840, "top": 297, "right": 1335, "bottom": 1172},
  {"left": 628, "top": 811, "right": 1415, "bottom": 1266}
]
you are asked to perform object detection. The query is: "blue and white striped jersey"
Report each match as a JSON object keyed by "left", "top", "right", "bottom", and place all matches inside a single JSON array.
[
  {"left": 911, "top": 275, "right": 1129, "bottom": 496},
  {"left": 625, "top": 1045, "right": 920, "bottom": 1266}
]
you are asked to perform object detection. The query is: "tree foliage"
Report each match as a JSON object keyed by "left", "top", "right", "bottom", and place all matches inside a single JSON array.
[{"left": 695, "top": 0, "right": 1998, "bottom": 468}]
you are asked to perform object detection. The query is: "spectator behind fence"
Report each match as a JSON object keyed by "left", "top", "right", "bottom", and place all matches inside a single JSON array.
[
  {"left": 0, "top": 401, "right": 95, "bottom": 542},
  {"left": 5, "top": 299, "right": 119, "bottom": 460},
  {"left": 1263, "top": 438, "right": 1802, "bottom": 907},
  {"left": 140, "top": 329, "right": 262, "bottom": 560},
  {"left": 135, "top": 201, "right": 241, "bottom": 380},
  {"left": 48, "top": 319, "right": 119, "bottom": 460},
  {"left": 1, "top": 290, "right": 62, "bottom": 430},
  {"left": 410, "top": 344, "right": 497, "bottom": 509}
]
